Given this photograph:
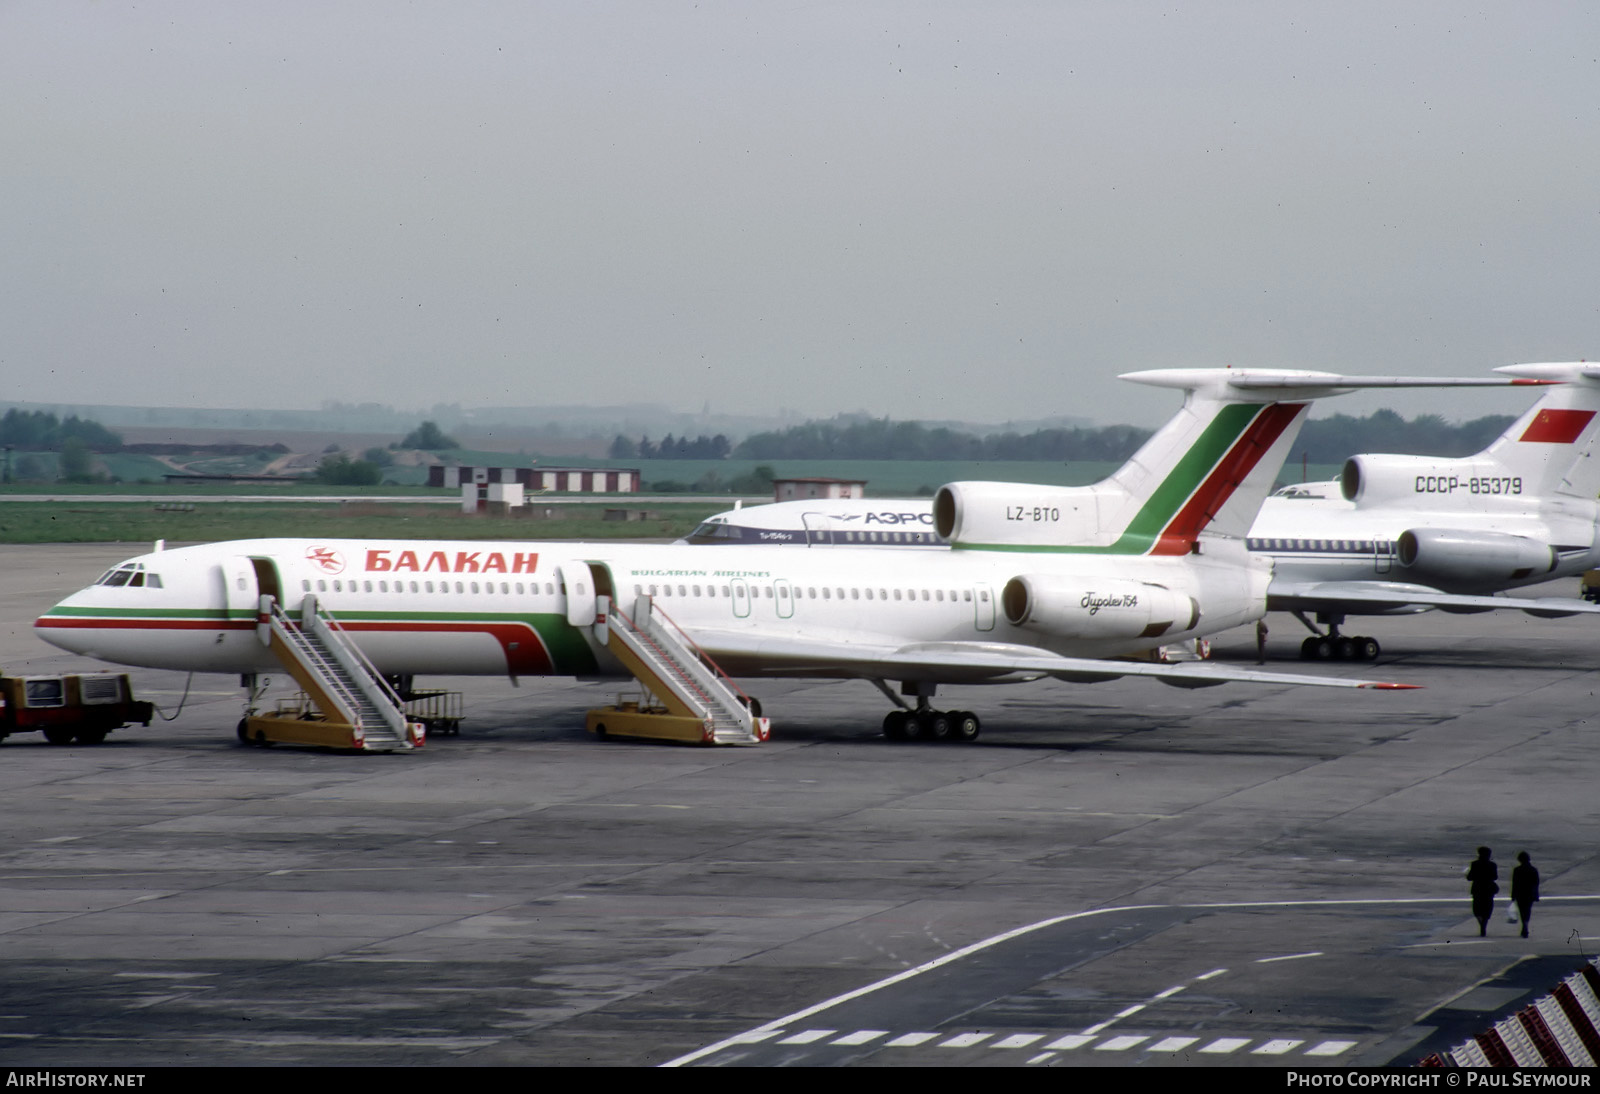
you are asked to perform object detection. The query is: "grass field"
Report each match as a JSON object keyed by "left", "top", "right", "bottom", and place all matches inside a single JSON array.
[
  {"left": 0, "top": 501, "right": 724, "bottom": 545},
  {"left": 0, "top": 458, "right": 1347, "bottom": 544},
  {"left": 544, "top": 458, "right": 1345, "bottom": 494}
]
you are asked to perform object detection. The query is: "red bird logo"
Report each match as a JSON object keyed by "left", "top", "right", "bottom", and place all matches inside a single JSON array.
[{"left": 305, "top": 546, "right": 346, "bottom": 574}]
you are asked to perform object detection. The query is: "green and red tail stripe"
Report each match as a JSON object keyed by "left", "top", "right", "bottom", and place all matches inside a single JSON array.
[
  {"left": 1103, "top": 400, "right": 1304, "bottom": 556},
  {"left": 1141, "top": 402, "right": 1305, "bottom": 555}
]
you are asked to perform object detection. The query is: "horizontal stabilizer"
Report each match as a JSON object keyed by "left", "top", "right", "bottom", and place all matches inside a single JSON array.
[
  {"left": 1121, "top": 368, "right": 1548, "bottom": 401},
  {"left": 1268, "top": 579, "right": 1600, "bottom": 617},
  {"left": 1494, "top": 362, "right": 1600, "bottom": 385}
]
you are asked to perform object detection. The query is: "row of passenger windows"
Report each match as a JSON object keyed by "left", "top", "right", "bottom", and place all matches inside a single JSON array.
[
  {"left": 688, "top": 523, "right": 942, "bottom": 545},
  {"left": 1248, "top": 538, "right": 1393, "bottom": 553},
  {"left": 637, "top": 582, "right": 987, "bottom": 603},
  {"left": 836, "top": 531, "right": 940, "bottom": 544},
  {"left": 297, "top": 576, "right": 989, "bottom": 605}
]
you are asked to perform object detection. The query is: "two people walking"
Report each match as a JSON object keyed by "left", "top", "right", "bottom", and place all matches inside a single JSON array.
[{"left": 1466, "top": 847, "right": 1540, "bottom": 938}]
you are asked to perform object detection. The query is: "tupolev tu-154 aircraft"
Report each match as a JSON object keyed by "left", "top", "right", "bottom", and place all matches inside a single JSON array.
[
  {"left": 686, "top": 363, "right": 1600, "bottom": 662},
  {"left": 35, "top": 368, "right": 1481, "bottom": 744}
]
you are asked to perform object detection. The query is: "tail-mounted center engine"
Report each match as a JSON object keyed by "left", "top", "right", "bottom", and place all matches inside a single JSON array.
[
  {"left": 1001, "top": 574, "right": 1201, "bottom": 641},
  {"left": 1342, "top": 455, "right": 1524, "bottom": 508},
  {"left": 934, "top": 482, "right": 1103, "bottom": 548},
  {"left": 1396, "top": 527, "right": 1556, "bottom": 587}
]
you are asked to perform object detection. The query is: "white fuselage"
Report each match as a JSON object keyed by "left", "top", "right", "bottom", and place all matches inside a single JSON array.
[
  {"left": 1248, "top": 487, "right": 1600, "bottom": 592},
  {"left": 36, "top": 536, "right": 1270, "bottom": 682},
  {"left": 687, "top": 491, "right": 1600, "bottom": 596}
]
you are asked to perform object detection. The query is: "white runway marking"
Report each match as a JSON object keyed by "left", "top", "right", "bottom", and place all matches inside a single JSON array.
[
  {"left": 830, "top": 1030, "right": 886, "bottom": 1045},
  {"left": 776, "top": 1029, "right": 834, "bottom": 1044},
  {"left": 1306, "top": 1040, "right": 1357, "bottom": 1056},
  {"left": 660, "top": 893, "right": 1600, "bottom": 1067},
  {"left": 939, "top": 1032, "right": 993, "bottom": 1048},
  {"left": 1253, "top": 1039, "right": 1304, "bottom": 1054}
]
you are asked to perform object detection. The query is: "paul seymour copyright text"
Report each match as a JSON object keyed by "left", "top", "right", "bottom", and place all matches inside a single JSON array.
[{"left": 1286, "top": 1076, "right": 1592, "bottom": 1088}]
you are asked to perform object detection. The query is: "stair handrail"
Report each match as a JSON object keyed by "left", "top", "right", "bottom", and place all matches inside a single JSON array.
[
  {"left": 299, "top": 595, "right": 409, "bottom": 742},
  {"left": 608, "top": 598, "right": 759, "bottom": 714},
  {"left": 306, "top": 597, "right": 406, "bottom": 710},
  {"left": 266, "top": 598, "right": 364, "bottom": 725}
]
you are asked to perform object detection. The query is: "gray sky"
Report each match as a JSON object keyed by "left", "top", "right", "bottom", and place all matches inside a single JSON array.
[{"left": 3, "top": 1, "right": 1597, "bottom": 427}]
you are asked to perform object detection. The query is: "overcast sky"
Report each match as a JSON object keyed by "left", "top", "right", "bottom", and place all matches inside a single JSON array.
[{"left": 3, "top": 2, "right": 1597, "bottom": 427}]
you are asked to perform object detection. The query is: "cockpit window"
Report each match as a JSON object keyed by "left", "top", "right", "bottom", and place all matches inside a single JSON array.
[
  {"left": 687, "top": 521, "right": 744, "bottom": 542},
  {"left": 94, "top": 563, "right": 161, "bottom": 589}
]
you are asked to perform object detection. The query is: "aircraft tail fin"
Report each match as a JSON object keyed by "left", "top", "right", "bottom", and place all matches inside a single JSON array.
[
  {"left": 938, "top": 369, "right": 1519, "bottom": 553},
  {"left": 1485, "top": 363, "right": 1600, "bottom": 498}
]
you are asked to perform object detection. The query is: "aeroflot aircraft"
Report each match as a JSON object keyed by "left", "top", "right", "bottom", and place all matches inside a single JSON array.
[
  {"left": 686, "top": 363, "right": 1600, "bottom": 662},
  {"left": 38, "top": 369, "right": 1464, "bottom": 740}
]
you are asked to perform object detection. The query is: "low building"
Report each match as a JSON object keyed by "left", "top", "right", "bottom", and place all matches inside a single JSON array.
[
  {"left": 772, "top": 477, "right": 866, "bottom": 502},
  {"left": 429, "top": 465, "right": 640, "bottom": 493}
]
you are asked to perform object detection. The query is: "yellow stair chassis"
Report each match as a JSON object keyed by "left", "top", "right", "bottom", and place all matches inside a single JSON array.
[
  {"left": 239, "top": 695, "right": 425, "bottom": 752},
  {"left": 240, "top": 711, "right": 425, "bottom": 751},
  {"left": 586, "top": 701, "right": 719, "bottom": 745}
]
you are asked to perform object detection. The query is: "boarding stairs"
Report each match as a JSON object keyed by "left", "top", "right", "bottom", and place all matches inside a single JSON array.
[
  {"left": 591, "top": 595, "right": 768, "bottom": 745},
  {"left": 249, "top": 594, "right": 420, "bottom": 752}
]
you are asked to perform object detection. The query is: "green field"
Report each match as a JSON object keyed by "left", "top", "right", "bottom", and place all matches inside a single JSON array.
[
  {"left": 565, "top": 458, "right": 1345, "bottom": 494},
  {"left": 0, "top": 501, "right": 724, "bottom": 545},
  {"left": 0, "top": 457, "right": 1347, "bottom": 544}
]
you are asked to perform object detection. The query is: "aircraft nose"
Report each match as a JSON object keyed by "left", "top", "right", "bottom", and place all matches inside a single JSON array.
[{"left": 33, "top": 588, "right": 101, "bottom": 656}]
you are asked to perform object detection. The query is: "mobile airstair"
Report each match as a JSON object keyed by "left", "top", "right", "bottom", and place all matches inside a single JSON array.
[
  {"left": 241, "top": 595, "right": 423, "bottom": 752},
  {"left": 586, "top": 595, "right": 769, "bottom": 745}
]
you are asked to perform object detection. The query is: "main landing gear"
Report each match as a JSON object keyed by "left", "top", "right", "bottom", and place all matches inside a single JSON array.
[
  {"left": 882, "top": 707, "right": 981, "bottom": 743},
  {"left": 872, "top": 679, "right": 982, "bottom": 744},
  {"left": 1293, "top": 612, "right": 1381, "bottom": 662}
]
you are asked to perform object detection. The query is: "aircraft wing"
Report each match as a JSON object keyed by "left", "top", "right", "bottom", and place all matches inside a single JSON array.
[
  {"left": 689, "top": 630, "right": 1415, "bottom": 689},
  {"left": 1267, "top": 579, "right": 1600, "bottom": 619}
]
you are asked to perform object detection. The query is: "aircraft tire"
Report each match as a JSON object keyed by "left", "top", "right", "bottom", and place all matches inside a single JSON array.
[
  {"left": 1358, "top": 637, "right": 1380, "bottom": 660},
  {"left": 901, "top": 713, "right": 927, "bottom": 742},
  {"left": 951, "top": 712, "right": 981, "bottom": 742},
  {"left": 1300, "top": 637, "right": 1319, "bottom": 660},
  {"left": 883, "top": 710, "right": 909, "bottom": 740},
  {"left": 1335, "top": 636, "right": 1355, "bottom": 660},
  {"left": 1312, "top": 636, "right": 1334, "bottom": 660},
  {"left": 924, "top": 712, "right": 953, "bottom": 742}
]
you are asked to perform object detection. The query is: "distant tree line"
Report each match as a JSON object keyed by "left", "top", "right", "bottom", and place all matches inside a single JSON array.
[
  {"left": 1296, "top": 410, "right": 1513, "bottom": 461},
  {"left": 0, "top": 409, "right": 121, "bottom": 450},
  {"left": 315, "top": 452, "right": 383, "bottom": 486},
  {"left": 610, "top": 434, "right": 732, "bottom": 460},
  {"left": 726, "top": 410, "right": 1519, "bottom": 463},
  {"left": 399, "top": 421, "right": 458, "bottom": 450}
]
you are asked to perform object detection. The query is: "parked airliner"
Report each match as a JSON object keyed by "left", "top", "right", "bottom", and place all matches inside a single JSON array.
[
  {"left": 37, "top": 369, "right": 1460, "bottom": 741},
  {"left": 686, "top": 364, "right": 1600, "bottom": 661}
]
